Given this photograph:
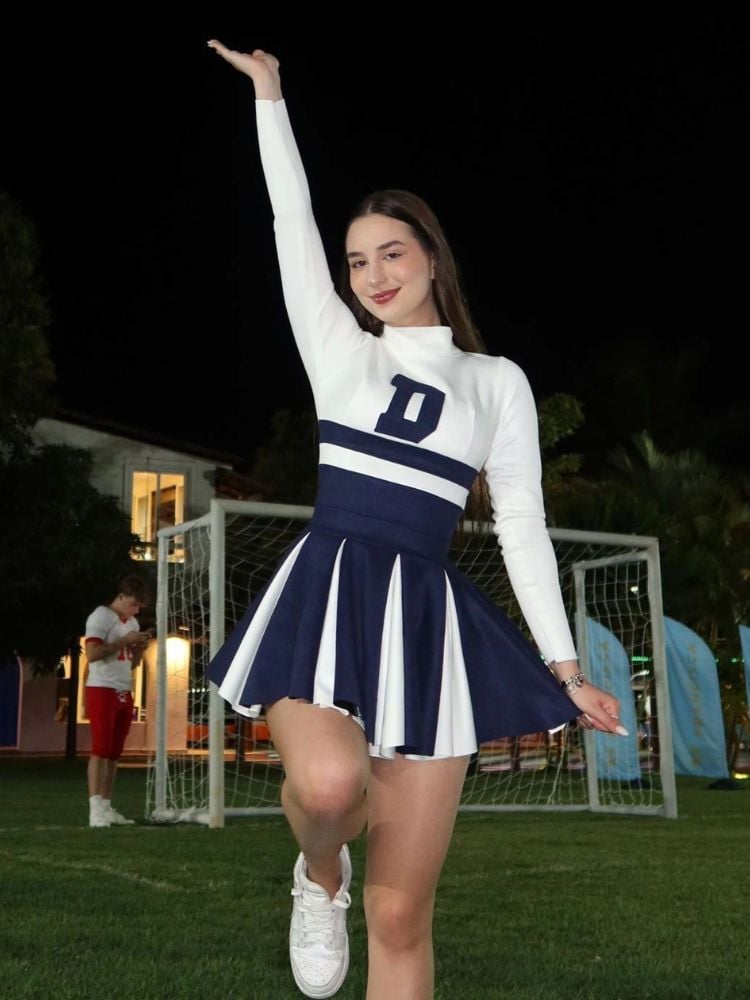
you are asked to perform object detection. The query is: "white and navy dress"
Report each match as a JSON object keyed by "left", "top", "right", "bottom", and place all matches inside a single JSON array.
[{"left": 208, "top": 99, "right": 579, "bottom": 760}]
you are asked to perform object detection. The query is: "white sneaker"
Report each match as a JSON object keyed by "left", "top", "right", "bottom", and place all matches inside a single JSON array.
[
  {"left": 89, "top": 804, "right": 111, "bottom": 828},
  {"left": 289, "top": 845, "right": 352, "bottom": 998},
  {"left": 106, "top": 806, "right": 135, "bottom": 826}
]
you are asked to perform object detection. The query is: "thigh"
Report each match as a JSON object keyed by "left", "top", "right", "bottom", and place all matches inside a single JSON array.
[
  {"left": 110, "top": 692, "right": 133, "bottom": 759},
  {"left": 266, "top": 698, "right": 370, "bottom": 790},
  {"left": 86, "top": 687, "right": 118, "bottom": 758},
  {"left": 365, "top": 754, "right": 470, "bottom": 899}
]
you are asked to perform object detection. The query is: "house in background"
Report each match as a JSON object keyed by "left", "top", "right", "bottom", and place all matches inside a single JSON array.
[
  {"left": 32, "top": 410, "right": 245, "bottom": 559},
  {"left": 3, "top": 411, "right": 265, "bottom": 755}
]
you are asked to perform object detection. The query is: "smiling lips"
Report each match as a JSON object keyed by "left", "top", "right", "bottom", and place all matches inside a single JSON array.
[{"left": 371, "top": 289, "right": 400, "bottom": 305}]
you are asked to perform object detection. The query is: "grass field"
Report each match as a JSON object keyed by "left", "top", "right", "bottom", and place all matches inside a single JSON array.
[{"left": 1, "top": 759, "right": 748, "bottom": 999}]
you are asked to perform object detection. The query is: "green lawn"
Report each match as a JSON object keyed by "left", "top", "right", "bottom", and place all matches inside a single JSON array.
[{"left": 0, "top": 759, "right": 748, "bottom": 999}]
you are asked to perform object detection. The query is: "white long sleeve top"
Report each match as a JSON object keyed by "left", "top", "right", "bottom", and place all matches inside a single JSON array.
[{"left": 254, "top": 99, "right": 578, "bottom": 664}]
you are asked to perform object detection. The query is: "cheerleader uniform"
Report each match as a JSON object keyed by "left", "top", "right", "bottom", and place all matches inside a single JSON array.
[{"left": 207, "top": 99, "right": 579, "bottom": 759}]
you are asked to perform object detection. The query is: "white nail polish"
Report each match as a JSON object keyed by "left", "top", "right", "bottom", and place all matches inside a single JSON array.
[{"left": 615, "top": 725, "right": 629, "bottom": 736}]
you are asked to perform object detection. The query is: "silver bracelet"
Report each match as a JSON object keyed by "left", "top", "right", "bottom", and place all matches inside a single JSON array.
[{"left": 560, "top": 672, "right": 586, "bottom": 694}]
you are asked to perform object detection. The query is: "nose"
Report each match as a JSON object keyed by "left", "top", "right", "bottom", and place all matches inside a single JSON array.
[{"left": 367, "top": 260, "right": 386, "bottom": 287}]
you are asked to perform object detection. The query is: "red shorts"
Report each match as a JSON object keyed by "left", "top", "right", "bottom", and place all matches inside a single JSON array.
[{"left": 86, "top": 687, "right": 133, "bottom": 759}]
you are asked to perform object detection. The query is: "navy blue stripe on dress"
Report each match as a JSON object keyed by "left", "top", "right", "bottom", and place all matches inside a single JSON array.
[
  {"left": 236, "top": 532, "right": 340, "bottom": 709},
  {"left": 319, "top": 420, "right": 478, "bottom": 489},
  {"left": 446, "top": 562, "right": 579, "bottom": 740},
  {"left": 313, "top": 466, "right": 462, "bottom": 560}
]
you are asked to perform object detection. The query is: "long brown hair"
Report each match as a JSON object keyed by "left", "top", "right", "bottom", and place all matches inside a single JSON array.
[{"left": 338, "top": 189, "right": 493, "bottom": 524}]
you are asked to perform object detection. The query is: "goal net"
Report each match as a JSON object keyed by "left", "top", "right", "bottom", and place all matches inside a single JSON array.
[{"left": 145, "top": 500, "right": 676, "bottom": 826}]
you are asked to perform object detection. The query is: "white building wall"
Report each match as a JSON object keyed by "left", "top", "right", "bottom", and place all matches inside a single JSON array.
[{"left": 33, "top": 418, "right": 228, "bottom": 520}]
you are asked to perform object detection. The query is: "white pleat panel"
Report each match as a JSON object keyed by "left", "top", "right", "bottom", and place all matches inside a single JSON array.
[
  {"left": 218, "top": 533, "right": 310, "bottom": 718},
  {"left": 312, "top": 539, "right": 347, "bottom": 708},
  {"left": 318, "top": 443, "right": 469, "bottom": 507},
  {"left": 371, "top": 570, "right": 478, "bottom": 762},
  {"left": 432, "top": 573, "right": 478, "bottom": 757},
  {"left": 371, "top": 555, "right": 406, "bottom": 755}
]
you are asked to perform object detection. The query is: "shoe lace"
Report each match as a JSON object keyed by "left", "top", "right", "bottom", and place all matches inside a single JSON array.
[{"left": 291, "top": 887, "right": 351, "bottom": 947}]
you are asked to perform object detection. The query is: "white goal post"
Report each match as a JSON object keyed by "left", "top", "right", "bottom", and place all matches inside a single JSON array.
[{"left": 146, "top": 500, "right": 677, "bottom": 827}]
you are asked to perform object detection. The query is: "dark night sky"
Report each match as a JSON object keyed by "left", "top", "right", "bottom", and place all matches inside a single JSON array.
[{"left": 3, "top": 16, "right": 749, "bottom": 469}]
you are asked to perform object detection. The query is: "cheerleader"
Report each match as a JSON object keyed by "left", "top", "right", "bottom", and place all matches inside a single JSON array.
[{"left": 206, "top": 40, "right": 625, "bottom": 1000}]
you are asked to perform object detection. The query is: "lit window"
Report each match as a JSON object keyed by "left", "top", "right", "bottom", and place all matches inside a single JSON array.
[{"left": 131, "top": 472, "right": 185, "bottom": 560}]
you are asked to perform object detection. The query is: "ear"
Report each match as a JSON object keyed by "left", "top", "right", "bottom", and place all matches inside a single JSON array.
[{"left": 430, "top": 256, "right": 436, "bottom": 279}]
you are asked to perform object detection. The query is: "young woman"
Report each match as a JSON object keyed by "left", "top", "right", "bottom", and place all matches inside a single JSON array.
[{"left": 206, "top": 40, "right": 625, "bottom": 1000}]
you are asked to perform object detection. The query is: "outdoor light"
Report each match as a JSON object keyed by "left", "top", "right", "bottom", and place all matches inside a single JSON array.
[{"left": 166, "top": 635, "right": 190, "bottom": 676}]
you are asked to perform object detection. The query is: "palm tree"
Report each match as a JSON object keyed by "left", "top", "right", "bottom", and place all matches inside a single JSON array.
[
  {"left": 548, "top": 431, "right": 750, "bottom": 756},
  {"left": 604, "top": 432, "right": 750, "bottom": 639}
]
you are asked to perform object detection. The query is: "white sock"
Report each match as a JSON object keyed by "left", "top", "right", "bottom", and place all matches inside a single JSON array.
[
  {"left": 102, "top": 799, "right": 112, "bottom": 811},
  {"left": 89, "top": 794, "right": 104, "bottom": 813}
]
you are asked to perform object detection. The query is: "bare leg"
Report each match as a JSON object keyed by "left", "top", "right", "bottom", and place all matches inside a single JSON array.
[
  {"left": 364, "top": 754, "right": 469, "bottom": 1000},
  {"left": 87, "top": 755, "right": 109, "bottom": 797},
  {"left": 103, "top": 759, "right": 118, "bottom": 800},
  {"left": 267, "top": 698, "right": 370, "bottom": 897}
]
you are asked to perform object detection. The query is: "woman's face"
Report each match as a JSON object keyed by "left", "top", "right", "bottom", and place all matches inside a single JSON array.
[{"left": 346, "top": 213, "right": 440, "bottom": 327}]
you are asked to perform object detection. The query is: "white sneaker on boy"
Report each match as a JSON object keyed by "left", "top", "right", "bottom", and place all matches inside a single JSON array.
[
  {"left": 89, "top": 795, "right": 110, "bottom": 828},
  {"left": 104, "top": 802, "right": 135, "bottom": 826}
]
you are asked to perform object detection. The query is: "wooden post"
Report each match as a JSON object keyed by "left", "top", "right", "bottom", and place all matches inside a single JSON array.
[{"left": 65, "top": 641, "right": 80, "bottom": 759}]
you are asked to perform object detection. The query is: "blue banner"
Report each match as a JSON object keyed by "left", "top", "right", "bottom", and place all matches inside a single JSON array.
[
  {"left": 664, "top": 617, "right": 728, "bottom": 778},
  {"left": 585, "top": 618, "right": 640, "bottom": 781},
  {"left": 740, "top": 625, "right": 750, "bottom": 716},
  {"left": 0, "top": 656, "right": 21, "bottom": 748}
]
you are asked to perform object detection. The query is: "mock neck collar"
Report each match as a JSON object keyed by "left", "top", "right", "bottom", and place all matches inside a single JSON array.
[{"left": 381, "top": 324, "right": 462, "bottom": 357}]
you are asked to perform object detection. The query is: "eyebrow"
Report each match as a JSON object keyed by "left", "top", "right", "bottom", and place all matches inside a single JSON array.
[{"left": 346, "top": 240, "right": 407, "bottom": 259}]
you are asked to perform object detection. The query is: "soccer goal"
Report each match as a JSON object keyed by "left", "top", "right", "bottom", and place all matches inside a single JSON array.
[{"left": 145, "top": 500, "right": 677, "bottom": 826}]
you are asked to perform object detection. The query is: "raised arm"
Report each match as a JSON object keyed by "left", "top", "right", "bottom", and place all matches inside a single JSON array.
[
  {"left": 484, "top": 358, "right": 625, "bottom": 736},
  {"left": 207, "top": 41, "right": 282, "bottom": 99},
  {"left": 207, "top": 41, "right": 367, "bottom": 388}
]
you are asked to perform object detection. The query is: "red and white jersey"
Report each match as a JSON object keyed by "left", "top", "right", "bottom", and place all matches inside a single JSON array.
[{"left": 85, "top": 606, "right": 138, "bottom": 691}]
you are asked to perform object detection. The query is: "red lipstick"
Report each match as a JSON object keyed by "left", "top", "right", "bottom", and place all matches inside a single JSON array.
[{"left": 371, "top": 289, "right": 400, "bottom": 305}]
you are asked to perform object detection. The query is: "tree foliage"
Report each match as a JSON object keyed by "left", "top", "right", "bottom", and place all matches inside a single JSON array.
[
  {"left": 538, "top": 393, "right": 584, "bottom": 498},
  {"left": 0, "top": 193, "right": 145, "bottom": 668},
  {"left": 552, "top": 431, "right": 750, "bottom": 634},
  {"left": 0, "top": 445, "right": 144, "bottom": 668},
  {"left": 251, "top": 408, "right": 319, "bottom": 505},
  {"left": 566, "top": 331, "right": 750, "bottom": 470},
  {"left": 0, "top": 191, "right": 55, "bottom": 454}
]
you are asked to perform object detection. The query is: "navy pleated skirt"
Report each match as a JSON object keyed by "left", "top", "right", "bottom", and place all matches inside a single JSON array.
[{"left": 207, "top": 466, "right": 578, "bottom": 759}]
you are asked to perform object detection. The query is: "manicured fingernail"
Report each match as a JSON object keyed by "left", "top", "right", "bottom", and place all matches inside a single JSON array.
[{"left": 615, "top": 725, "right": 629, "bottom": 736}]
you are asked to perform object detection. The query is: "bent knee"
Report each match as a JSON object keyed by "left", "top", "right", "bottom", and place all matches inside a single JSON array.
[
  {"left": 364, "top": 885, "right": 434, "bottom": 951},
  {"left": 287, "top": 762, "right": 366, "bottom": 823}
]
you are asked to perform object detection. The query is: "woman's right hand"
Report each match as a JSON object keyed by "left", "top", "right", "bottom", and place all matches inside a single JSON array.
[{"left": 207, "top": 40, "right": 281, "bottom": 101}]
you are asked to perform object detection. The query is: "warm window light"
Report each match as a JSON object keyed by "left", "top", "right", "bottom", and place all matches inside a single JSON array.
[
  {"left": 131, "top": 471, "right": 186, "bottom": 561},
  {"left": 166, "top": 636, "right": 190, "bottom": 676}
]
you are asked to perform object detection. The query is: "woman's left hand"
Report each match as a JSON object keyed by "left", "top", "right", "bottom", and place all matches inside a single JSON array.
[{"left": 567, "top": 682, "right": 627, "bottom": 736}]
